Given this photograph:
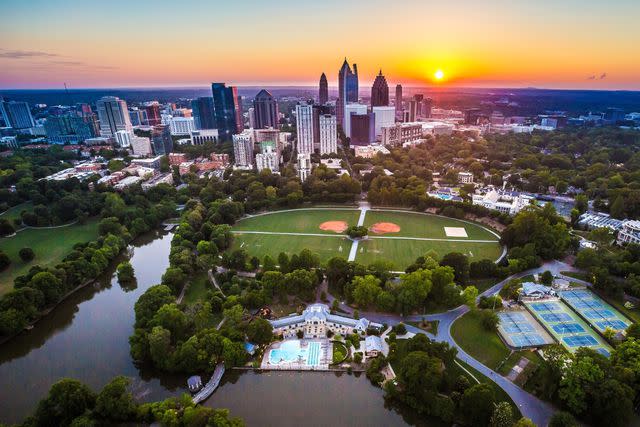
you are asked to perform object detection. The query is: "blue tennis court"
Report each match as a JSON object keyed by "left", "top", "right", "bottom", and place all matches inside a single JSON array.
[
  {"left": 512, "top": 334, "right": 546, "bottom": 347},
  {"left": 497, "top": 311, "right": 554, "bottom": 349},
  {"left": 530, "top": 301, "right": 562, "bottom": 312},
  {"left": 541, "top": 312, "right": 572, "bottom": 322},
  {"left": 559, "top": 289, "right": 631, "bottom": 334},
  {"left": 563, "top": 335, "right": 598, "bottom": 347},
  {"left": 552, "top": 323, "right": 585, "bottom": 334}
]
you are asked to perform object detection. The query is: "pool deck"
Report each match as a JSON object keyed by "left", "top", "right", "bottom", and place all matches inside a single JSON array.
[{"left": 261, "top": 339, "right": 332, "bottom": 371}]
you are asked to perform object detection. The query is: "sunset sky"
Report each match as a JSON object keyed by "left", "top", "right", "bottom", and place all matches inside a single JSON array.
[{"left": 1, "top": 0, "right": 639, "bottom": 90}]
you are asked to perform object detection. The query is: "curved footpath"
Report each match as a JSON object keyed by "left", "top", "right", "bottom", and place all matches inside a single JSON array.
[{"left": 323, "top": 260, "right": 578, "bottom": 426}]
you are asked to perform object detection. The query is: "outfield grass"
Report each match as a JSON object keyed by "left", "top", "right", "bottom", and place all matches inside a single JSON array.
[
  {"left": 451, "top": 310, "right": 511, "bottom": 370},
  {"left": 356, "top": 238, "right": 502, "bottom": 270},
  {"left": 233, "top": 208, "right": 360, "bottom": 234},
  {"left": 0, "top": 219, "right": 100, "bottom": 295},
  {"left": 231, "top": 232, "right": 351, "bottom": 263},
  {"left": 364, "top": 210, "right": 499, "bottom": 240}
]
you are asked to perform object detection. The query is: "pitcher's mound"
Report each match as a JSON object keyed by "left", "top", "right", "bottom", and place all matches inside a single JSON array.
[
  {"left": 319, "top": 221, "right": 348, "bottom": 233},
  {"left": 370, "top": 222, "right": 401, "bottom": 234}
]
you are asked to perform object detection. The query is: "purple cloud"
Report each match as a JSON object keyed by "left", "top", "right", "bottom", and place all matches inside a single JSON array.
[{"left": 0, "top": 49, "right": 59, "bottom": 59}]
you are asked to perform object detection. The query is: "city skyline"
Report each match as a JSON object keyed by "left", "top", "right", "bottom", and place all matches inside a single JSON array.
[{"left": 1, "top": 0, "right": 639, "bottom": 90}]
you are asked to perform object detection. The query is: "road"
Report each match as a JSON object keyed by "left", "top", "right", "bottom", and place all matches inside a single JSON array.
[{"left": 322, "top": 260, "right": 578, "bottom": 426}]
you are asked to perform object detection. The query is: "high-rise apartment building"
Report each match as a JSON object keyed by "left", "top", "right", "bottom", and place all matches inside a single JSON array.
[
  {"left": 0, "top": 100, "right": 35, "bottom": 129},
  {"left": 336, "top": 58, "right": 359, "bottom": 127},
  {"left": 130, "top": 136, "right": 153, "bottom": 156},
  {"left": 312, "top": 104, "right": 332, "bottom": 151},
  {"left": 151, "top": 124, "right": 173, "bottom": 155},
  {"left": 350, "top": 112, "right": 375, "bottom": 146},
  {"left": 143, "top": 102, "right": 162, "bottom": 126},
  {"left": 344, "top": 103, "right": 368, "bottom": 138},
  {"left": 319, "top": 72, "right": 328, "bottom": 105},
  {"left": 168, "top": 117, "right": 195, "bottom": 136},
  {"left": 191, "top": 97, "right": 216, "bottom": 130},
  {"left": 96, "top": 96, "right": 133, "bottom": 138},
  {"left": 297, "top": 153, "right": 311, "bottom": 182},
  {"left": 423, "top": 97, "right": 433, "bottom": 118},
  {"left": 211, "top": 83, "right": 242, "bottom": 140},
  {"left": 252, "top": 89, "right": 279, "bottom": 129},
  {"left": 395, "top": 84, "right": 403, "bottom": 120},
  {"left": 44, "top": 114, "right": 98, "bottom": 144},
  {"left": 408, "top": 100, "right": 418, "bottom": 122},
  {"left": 413, "top": 94, "right": 424, "bottom": 117},
  {"left": 318, "top": 114, "right": 338, "bottom": 155},
  {"left": 114, "top": 130, "right": 133, "bottom": 148},
  {"left": 372, "top": 106, "right": 395, "bottom": 138},
  {"left": 371, "top": 70, "right": 389, "bottom": 107},
  {"left": 255, "top": 141, "right": 279, "bottom": 172},
  {"left": 295, "top": 103, "right": 314, "bottom": 155},
  {"left": 128, "top": 108, "right": 148, "bottom": 127},
  {"left": 232, "top": 130, "right": 254, "bottom": 168}
]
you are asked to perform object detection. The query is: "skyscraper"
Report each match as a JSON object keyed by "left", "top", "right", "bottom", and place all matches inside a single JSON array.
[
  {"left": 44, "top": 114, "right": 97, "bottom": 144},
  {"left": 319, "top": 73, "right": 328, "bottom": 105},
  {"left": 96, "top": 96, "right": 132, "bottom": 138},
  {"left": 350, "top": 112, "right": 375, "bottom": 146},
  {"left": 336, "top": 58, "right": 359, "bottom": 127},
  {"left": 318, "top": 114, "right": 338, "bottom": 155},
  {"left": 295, "top": 103, "right": 314, "bottom": 155},
  {"left": 232, "top": 130, "right": 254, "bottom": 168},
  {"left": 0, "top": 100, "right": 35, "bottom": 129},
  {"left": 151, "top": 124, "right": 173, "bottom": 155},
  {"left": 191, "top": 97, "right": 216, "bottom": 130},
  {"left": 211, "top": 83, "right": 242, "bottom": 140},
  {"left": 423, "top": 97, "right": 433, "bottom": 118},
  {"left": 413, "top": 94, "right": 424, "bottom": 117},
  {"left": 312, "top": 104, "right": 332, "bottom": 151},
  {"left": 395, "top": 84, "right": 403, "bottom": 120},
  {"left": 252, "top": 90, "right": 279, "bottom": 129},
  {"left": 143, "top": 102, "right": 162, "bottom": 126},
  {"left": 372, "top": 106, "right": 395, "bottom": 137},
  {"left": 371, "top": 70, "right": 389, "bottom": 107},
  {"left": 344, "top": 103, "right": 368, "bottom": 138}
]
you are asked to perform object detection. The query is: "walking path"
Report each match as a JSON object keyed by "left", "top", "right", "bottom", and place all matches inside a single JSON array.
[
  {"left": 208, "top": 269, "right": 226, "bottom": 297},
  {"left": 320, "top": 260, "right": 577, "bottom": 426},
  {"left": 192, "top": 363, "right": 225, "bottom": 404},
  {"left": 347, "top": 203, "right": 369, "bottom": 261}
]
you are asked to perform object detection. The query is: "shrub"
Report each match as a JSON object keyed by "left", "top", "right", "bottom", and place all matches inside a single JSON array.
[
  {"left": 479, "top": 309, "right": 499, "bottom": 331},
  {"left": 19, "top": 247, "right": 35, "bottom": 262},
  {"left": 0, "top": 251, "right": 10, "bottom": 272},
  {"left": 393, "top": 323, "right": 407, "bottom": 335}
]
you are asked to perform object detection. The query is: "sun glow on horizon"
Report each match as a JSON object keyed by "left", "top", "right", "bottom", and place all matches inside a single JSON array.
[{"left": 434, "top": 69, "right": 445, "bottom": 81}]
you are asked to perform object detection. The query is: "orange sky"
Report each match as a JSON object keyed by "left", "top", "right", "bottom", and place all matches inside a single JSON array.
[{"left": 1, "top": 0, "right": 639, "bottom": 90}]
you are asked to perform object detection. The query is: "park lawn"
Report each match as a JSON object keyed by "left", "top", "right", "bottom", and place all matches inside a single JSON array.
[
  {"left": 0, "top": 219, "right": 100, "bottom": 295},
  {"left": 496, "top": 350, "right": 543, "bottom": 376},
  {"left": 230, "top": 232, "right": 350, "bottom": 264},
  {"left": 0, "top": 202, "right": 33, "bottom": 224},
  {"left": 332, "top": 341, "right": 349, "bottom": 364},
  {"left": 356, "top": 238, "right": 502, "bottom": 270},
  {"left": 451, "top": 310, "right": 510, "bottom": 370},
  {"left": 233, "top": 208, "right": 360, "bottom": 234},
  {"left": 364, "top": 210, "right": 499, "bottom": 241},
  {"left": 182, "top": 272, "right": 212, "bottom": 304}
]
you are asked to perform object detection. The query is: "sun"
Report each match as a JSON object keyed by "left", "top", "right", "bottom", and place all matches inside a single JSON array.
[{"left": 434, "top": 69, "right": 444, "bottom": 80}]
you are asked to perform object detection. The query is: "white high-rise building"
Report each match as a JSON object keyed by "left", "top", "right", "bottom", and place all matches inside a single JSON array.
[
  {"left": 96, "top": 96, "right": 132, "bottom": 138},
  {"left": 130, "top": 136, "right": 153, "bottom": 156},
  {"left": 372, "top": 106, "right": 395, "bottom": 138},
  {"left": 344, "top": 103, "right": 368, "bottom": 138},
  {"left": 319, "top": 114, "right": 338, "bottom": 155},
  {"left": 295, "top": 103, "right": 314, "bottom": 155},
  {"left": 167, "top": 117, "right": 195, "bottom": 136},
  {"left": 114, "top": 130, "right": 133, "bottom": 148},
  {"left": 255, "top": 141, "right": 279, "bottom": 172},
  {"left": 297, "top": 153, "right": 311, "bottom": 182},
  {"left": 233, "top": 130, "right": 254, "bottom": 168}
]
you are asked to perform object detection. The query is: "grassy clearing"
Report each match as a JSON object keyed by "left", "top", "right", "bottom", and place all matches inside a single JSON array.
[
  {"left": 364, "top": 210, "right": 499, "bottom": 240},
  {"left": 230, "top": 232, "right": 350, "bottom": 264},
  {"left": 496, "top": 350, "right": 542, "bottom": 376},
  {"left": 233, "top": 208, "right": 360, "bottom": 234},
  {"left": 356, "top": 238, "right": 502, "bottom": 270},
  {"left": 407, "top": 320, "right": 439, "bottom": 335},
  {"left": 182, "top": 272, "right": 211, "bottom": 304},
  {"left": 332, "top": 341, "right": 349, "bottom": 364},
  {"left": 0, "top": 202, "right": 33, "bottom": 224},
  {"left": 451, "top": 310, "right": 511, "bottom": 370},
  {"left": 0, "top": 219, "right": 100, "bottom": 295}
]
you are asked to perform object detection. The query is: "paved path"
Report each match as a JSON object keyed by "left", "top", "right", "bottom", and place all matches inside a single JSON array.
[
  {"left": 348, "top": 204, "right": 369, "bottom": 261},
  {"left": 321, "top": 260, "right": 577, "bottom": 426},
  {"left": 208, "top": 269, "right": 226, "bottom": 297}
]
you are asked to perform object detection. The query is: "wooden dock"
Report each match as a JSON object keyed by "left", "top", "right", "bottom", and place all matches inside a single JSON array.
[{"left": 192, "top": 363, "right": 225, "bottom": 404}]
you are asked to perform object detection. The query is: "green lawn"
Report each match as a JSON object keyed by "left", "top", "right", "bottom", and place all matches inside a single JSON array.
[
  {"left": 451, "top": 310, "right": 511, "bottom": 370},
  {"left": 364, "top": 210, "right": 499, "bottom": 240},
  {"left": 233, "top": 208, "right": 361, "bottom": 234},
  {"left": 332, "top": 340, "right": 349, "bottom": 364},
  {"left": 0, "top": 202, "right": 33, "bottom": 224},
  {"left": 182, "top": 272, "right": 212, "bottom": 304},
  {"left": 231, "top": 232, "right": 350, "bottom": 263},
  {"left": 496, "top": 350, "right": 542, "bottom": 376},
  {"left": 356, "top": 238, "right": 502, "bottom": 270},
  {"left": 0, "top": 219, "right": 100, "bottom": 295}
]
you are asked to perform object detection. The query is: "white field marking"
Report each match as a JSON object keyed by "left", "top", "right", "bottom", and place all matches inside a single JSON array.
[
  {"left": 231, "top": 230, "right": 498, "bottom": 243},
  {"left": 444, "top": 227, "right": 468, "bottom": 237},
  {"left": 348, "top": 241, "right": 359, "bottom": 261},
  {"left": 356, "top": 207, "right": 369, "bottom": 227}
]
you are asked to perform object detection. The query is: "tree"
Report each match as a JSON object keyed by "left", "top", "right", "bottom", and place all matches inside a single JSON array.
[
  {"left": 441, "top": 252, "right": 469, "bottom": 285},
  {"left": 397, "top": 269, "right": 433, "bottom": 314},
  {"left": 0, "top": 251, "right": 10, "bottom": 272},
  {"left": 134, "top": 285, "right": 174, "bottom": 328},
  {"left": 540, "top": 270, "right": 553, "bottom": 285},
  {"left": 351, "top": 275, "right": 382, "bottom": 308},
  {"left": 460, "top": 383, "right": 496, "bottom": 427},
  {"left": 246, "top": 318, "right": 273, "bottom": 345},
  {"left": 490, "top": 402, "right": 513, "bottom": 427},
  {"left": 548, "top": 411, "right": 578, "bottom": 427},
  {"left": 559, "top": 355, "right": 604, "bottom": 414},
  {"left": 397, "top": 351, "right": 443, "bottom": 397},
  {"left": 161, "top": 267, "right": 186, "bottom": 294},
  {"left": 479, "top": 309, "right": 499, "bottom": 331},
  {"left": 462, "top": 286, "right": 478, "bottom": 308},
  {"left": 34, "top": 378, "right": 96, "bottom": 427},
  {"left": 513, "top": 418, "right": 536, "bottom": 427},
  {"left": 346, "top": 225, "right": 368, "bottom": 239},
  {"left": 29, "top": 271, "right": 63, "bottom": 306},
  {"left": 590, "top": 379, "right": 634, "bottom": 427},
  {"left": 19, "top": 247, "right": 35, "bottom": 262},
  {"left": 94, "top": 376, "right": 137, "bottom": 421},
  {"left": 610, "top": 195, "right": 625, "bottom": 219},
  {"left": 117, "top": 261, "right": 135, "bottom": 283}
]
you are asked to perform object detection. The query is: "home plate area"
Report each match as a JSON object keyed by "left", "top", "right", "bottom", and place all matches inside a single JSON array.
[{"left": 444, "top": 227, "right": 468, "bottom": 238}]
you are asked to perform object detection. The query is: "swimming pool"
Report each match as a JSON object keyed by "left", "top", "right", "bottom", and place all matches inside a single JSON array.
[{"left": 268, "top": 340, "right": 322, "bottom": 366}]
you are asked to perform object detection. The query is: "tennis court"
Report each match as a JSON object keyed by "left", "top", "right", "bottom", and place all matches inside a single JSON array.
[
  {"left": 497, "top": 311, "right": 554, "bottom": 349},
  {"left": 559, "top": 289, "right": 631, "bottom": 334},
  {"left": 524, "top": 299, "right": 612, "bottom": 355}
]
